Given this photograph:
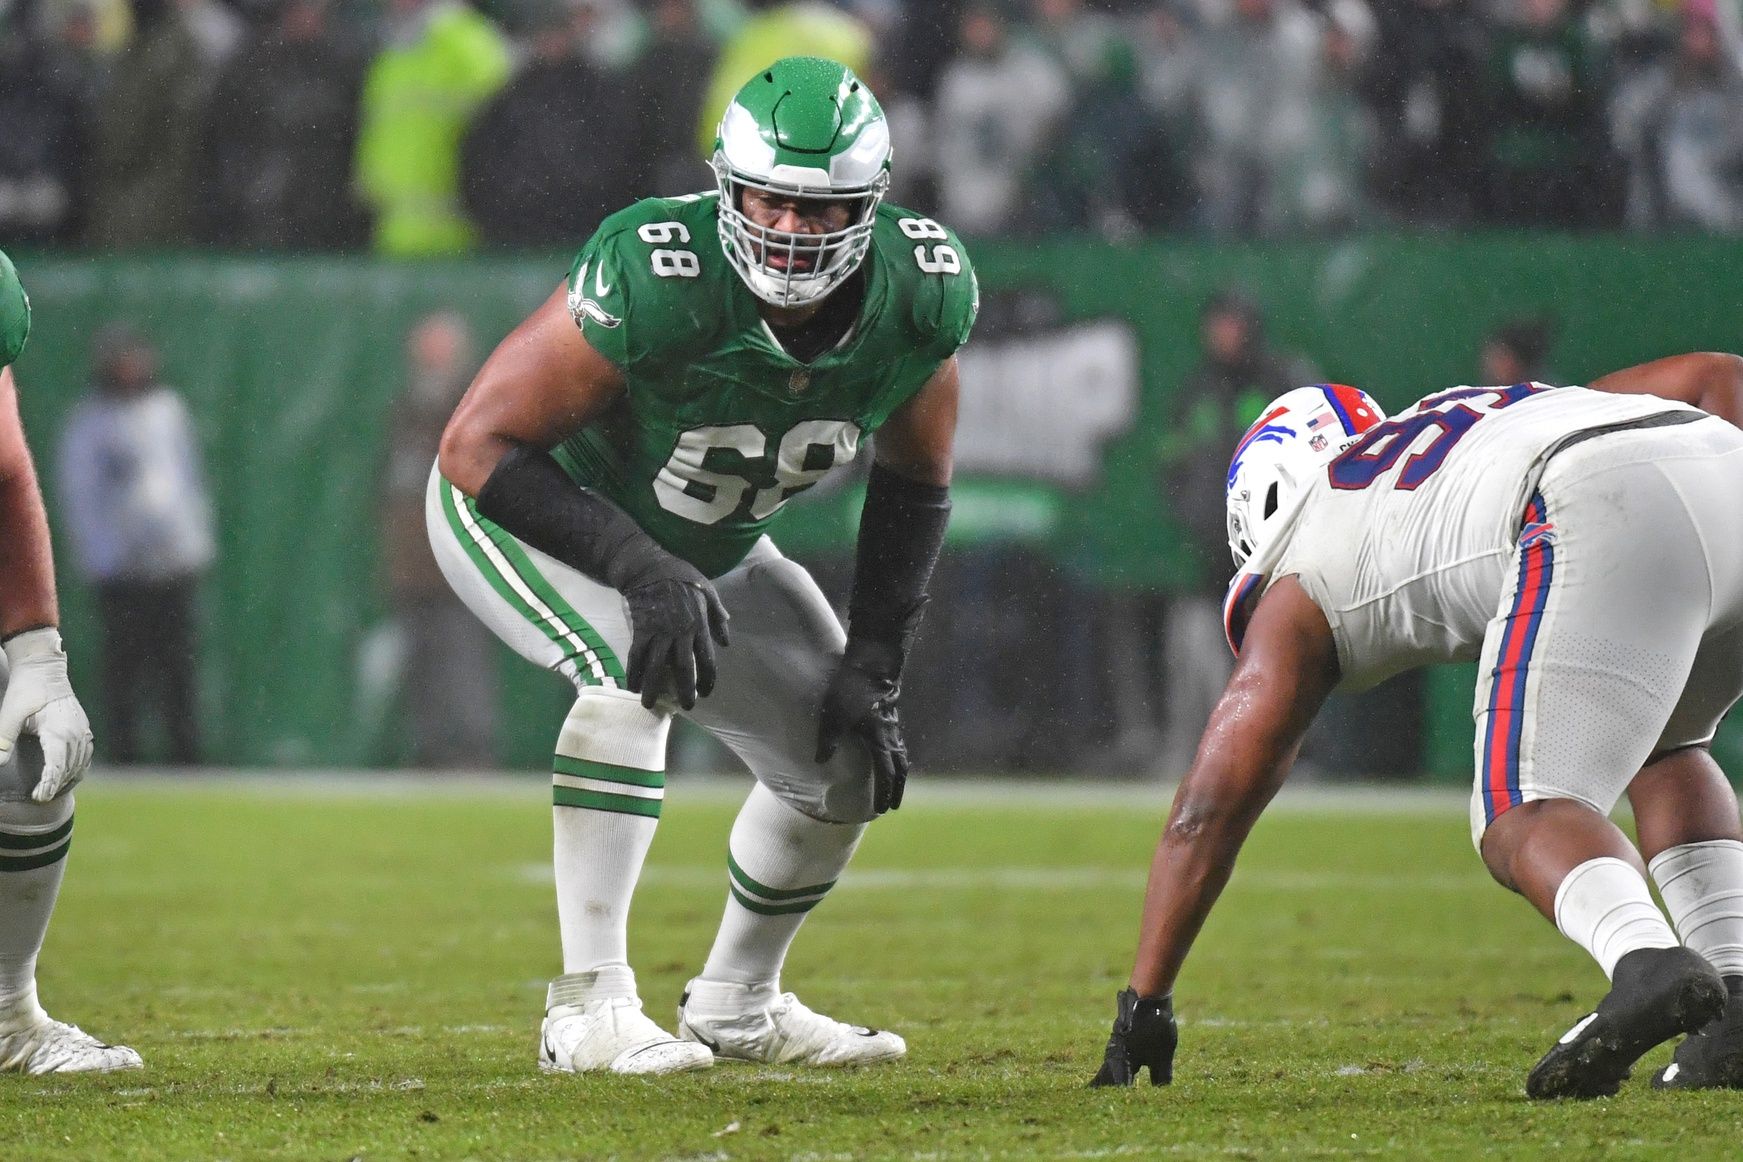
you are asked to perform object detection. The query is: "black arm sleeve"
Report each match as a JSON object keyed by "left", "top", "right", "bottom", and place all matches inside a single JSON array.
[
  {"left": 473, "top": 442, "right": 697, "bottom": 592},
  {"left": 846, "top": 462, "right": 951, "bottom": 654}
]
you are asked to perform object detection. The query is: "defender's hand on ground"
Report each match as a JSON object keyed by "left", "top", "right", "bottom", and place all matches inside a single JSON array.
[
  {"left": 622, "top": 577, "right": 730, "bottom": 711},
  {"left": 0, "top": 628, "right": 94, "bottom": 801},
  {"left": 814, "top": 640, "right": 909, "bottom": 814},
  {"left": 1089, "top": 988, "right": 1177, "bottom": 1087}
]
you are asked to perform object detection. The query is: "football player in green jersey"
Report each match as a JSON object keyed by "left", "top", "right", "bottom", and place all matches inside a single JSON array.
[
  {"left": 0, "top": 251, "right": 140, "bottom": 1073},
  {"left": 431, "top": 57, "right": 976, "bottom": 1074}
]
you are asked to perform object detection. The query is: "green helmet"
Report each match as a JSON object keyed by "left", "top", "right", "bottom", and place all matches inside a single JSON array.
[
  {"left": 711, "top": 56, "right": 892, "bottom": 308},
  {"left": 0, "top": 249, "right": 29, "bottom": 369}
]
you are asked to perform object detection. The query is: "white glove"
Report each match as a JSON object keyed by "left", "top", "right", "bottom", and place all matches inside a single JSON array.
[{"left": 0, "top": 628, "right": 94, "bottom": 802}]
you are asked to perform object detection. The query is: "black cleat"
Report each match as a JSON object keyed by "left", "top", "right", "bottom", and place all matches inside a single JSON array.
[
  {"left": 1654, "top": 975, "right": 1743, "bottom": 1090},
  {"left": 1089, "top": 988, "right": 1176, "bottom": 1087},
  {"left": 1527, "top": 946, "right": 1727, "bottom": 1100}
]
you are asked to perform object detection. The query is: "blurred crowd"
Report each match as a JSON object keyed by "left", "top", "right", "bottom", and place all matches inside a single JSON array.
[{"left": 4, "top": 0, "right": 1743, "bottom": 252}]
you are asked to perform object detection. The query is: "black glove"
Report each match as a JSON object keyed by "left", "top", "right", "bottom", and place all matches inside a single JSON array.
[
  {"left": 1089, "top": 988, "right": 1177, "bottom": 1087},
  {"left": 814, "top": 637, "right": 908, "bottom": 814},
  {"left": 622, "top": 572, "right": 730, "bottom": 711}
]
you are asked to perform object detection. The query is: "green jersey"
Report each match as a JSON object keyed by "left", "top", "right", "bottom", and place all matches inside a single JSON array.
[
  {"left": 0, "top": 249, "right": 29, "bottom": 368},
  {"left": 557, "top": 193, "right": 977, "bottom": 578}
]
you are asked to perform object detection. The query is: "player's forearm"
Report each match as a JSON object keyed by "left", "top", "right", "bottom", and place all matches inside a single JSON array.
[
  {"left": 1128, "top": 805, "right": 1252, "bottom": 997},
  {"left": 845, "top": 464, "right": 950, "bottom": 654},
  {"left": 1128, "top": 674, "right": 1308, "bottom": 995},
  {"left": 472, "top": 441, "right": 692, "bottom": 591}
]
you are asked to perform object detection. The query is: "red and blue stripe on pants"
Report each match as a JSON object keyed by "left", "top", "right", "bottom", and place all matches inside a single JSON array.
[{"left": 1483, "top": 492, "right": 1555, "bottom": 825}]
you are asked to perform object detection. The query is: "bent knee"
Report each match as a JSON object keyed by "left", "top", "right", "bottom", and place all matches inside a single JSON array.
[
  {"left": 759, "top": 752, "right": 878, "bottom": 825},
  {"left": 0, "top": 790, "right": 72, "bottom": 834}
]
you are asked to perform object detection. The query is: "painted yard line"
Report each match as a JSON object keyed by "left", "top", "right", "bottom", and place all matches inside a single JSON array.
[
  {"left": 164, "top": 1023, "right": 514, "bottom": 1041},
  {"left": 86, "top": 770, "right": 1472, "bottom": 815},
  {"left": 511, "top": 864, "right": 1479, "bottom": 892}
]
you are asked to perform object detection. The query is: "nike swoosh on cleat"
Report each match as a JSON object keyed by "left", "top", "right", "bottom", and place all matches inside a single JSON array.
[
  {"left": 856, "top": 1029, "right": 881, "bottom": 1037},
  {"left": 1559, "top": 1013, "right": 1600, "bottom": 1045},
  {"left": 542, "top": 1033, "right": 557, "bottom": 1064}
]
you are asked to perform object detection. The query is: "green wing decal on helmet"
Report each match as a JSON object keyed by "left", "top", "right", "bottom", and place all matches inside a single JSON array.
[
  {"left": 0, "top": 250, "right": 30, "bottom": 369},
  {"left": 711, "top": 56, "right": 891, "bottom": 308}
]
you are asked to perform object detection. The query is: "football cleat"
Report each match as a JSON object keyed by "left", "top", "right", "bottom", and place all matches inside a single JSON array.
[
  {"left": 676, "top": 978, "right": 906, "bottom": 1067},
  {"left": 0, "top": 1017, "right": 142, "bottom": 1074},
  {"left": 1654, "top": 975, "right": 1743, "bottom": 1090},
  {"left": 1089, "top": 987, "right": 1177, "bottom": 1087},
  {"left": 1527, "top": 946, "right": 1726, "bottom": 1100},
  {"left": 539, "top": 996, "right": 713, "bottom": 1076}
]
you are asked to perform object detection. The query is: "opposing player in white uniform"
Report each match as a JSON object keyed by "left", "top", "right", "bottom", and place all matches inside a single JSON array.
[
  {"left": 1091, "top": 354, "right": 1743, "bottom": 1098},
  {"left": 0, "top": 250, "right": 140, "bottom": 1073}
]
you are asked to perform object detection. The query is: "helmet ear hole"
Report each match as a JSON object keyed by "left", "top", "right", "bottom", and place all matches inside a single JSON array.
[{"left": 1263, "top": 482, "right": 1280, "bottom": 520}]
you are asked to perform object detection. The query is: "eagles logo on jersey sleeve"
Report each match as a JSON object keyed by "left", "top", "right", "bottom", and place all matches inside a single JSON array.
[{"left": 565, "top": 195, "right": 734, "bottom": 375}]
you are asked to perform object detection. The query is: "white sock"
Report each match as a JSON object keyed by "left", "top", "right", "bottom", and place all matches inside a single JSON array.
[
  {"left": 0, "top": 794, "right": 73, "bottom": 1028},
  {"left": 550, "top": 692, "right": 669, "bottom": 980},
  {"left": 1554, "top": 856, "right": 1680, "bottom": 979},
  {"left": 547, "top": 963, "right": 638, "bottom": 1010},
  {"left": 1649, "top": 839, "right": 1743, "bottom": 978},
  {"left": 699, "top": 782, "right": 864, "bottom": 987}
]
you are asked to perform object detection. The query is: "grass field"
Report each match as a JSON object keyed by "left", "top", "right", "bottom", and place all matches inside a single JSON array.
[{"left": 6, "top": 774, "right": 1743, "bottom": 1160}]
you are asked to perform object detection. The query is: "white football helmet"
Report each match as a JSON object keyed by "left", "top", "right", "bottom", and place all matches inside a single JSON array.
[
  {"left": 1225, "top": 384, "right": 1385, "bottom": 568},
  {"left": 712, "top": 57, "right": 892, "bottom": 308}
]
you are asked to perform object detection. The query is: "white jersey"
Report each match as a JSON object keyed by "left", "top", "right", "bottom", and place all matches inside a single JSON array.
[{"left": 1223, "top": 384, "right": 1706, "bottom": 690}]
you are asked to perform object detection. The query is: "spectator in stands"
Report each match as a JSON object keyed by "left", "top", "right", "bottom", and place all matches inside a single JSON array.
[
  {"left": 1265, "top": 3, "right": 1376, "bottom": 234},
  {"left": 1613, "top": 1, "right": 1743, "bottom": 233},
  {"left": 354, "top": 0, "right": 511, "bottom": 256},
  {"left": 56, "top": 325, "right": 214, "bottom": 765},
  {"left": 697, "top": 0, "right": 872, "bottom": 154},
  {"left": 933, "top": 3, "right": 1072, "bottom": 235},
  {"left": 1480, "top": 0, "right": 1618, "bottom": 226},
  {"left": 86, "top": 0, "right": 219, "bottom": 247},
  {"left": 1025, "top": 0, "right": 1188, "bottom": 233},
  {"left": 1157, "top": 290, "right": 1319, "bottom": 768},
  {"left": 1358, "top": 0, "right": 1491, "bottom": 226},
  {"left": 0, "top": 1, "right": 98, "bottom": 244},
  {"left": 1190, "top": 0, "right": 1374, "bottom": 235},
  {"left": 200, "top": 0, "right": 367, "bottom": 250},
  {"left": 380, "top": 312, "right": 497, "bottom": 767},
  {"left": 641, "top": 0, "right": 718, "bottom": 195},
  {"left": 462, "top": 0, "right": 641, "bottom": 247},
  {"left": 1481, "top": 315, "right": 1558, "bottom": 384}
]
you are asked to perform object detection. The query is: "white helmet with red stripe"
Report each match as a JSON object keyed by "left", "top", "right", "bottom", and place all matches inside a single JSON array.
[{"left": 1225, "top": 384, "right": 1385, "bottom": 568}]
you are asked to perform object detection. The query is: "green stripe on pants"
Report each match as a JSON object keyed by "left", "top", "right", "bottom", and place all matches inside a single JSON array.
[{"left": 439, "top": 480, "right": 624, "bottom": 686}]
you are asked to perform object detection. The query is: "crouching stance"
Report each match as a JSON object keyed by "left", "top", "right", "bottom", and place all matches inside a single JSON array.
[
  {"left": 431, "top": 58, "right": 974, "bottom": 1074},
  {"left": 0, "top": 250, "right": 139, "bottom": 1073},
  {"left": 1094, "top": 355, "right": 1743, "bottom": 1098}
]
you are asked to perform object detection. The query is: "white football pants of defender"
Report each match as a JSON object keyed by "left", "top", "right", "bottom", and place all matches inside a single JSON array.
[
  {"left": 426, "top": 468, "right": 875, "bottom": 993},
  {"left": 1469, "top": 417, "right": 1743, "bottom": 849}
]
